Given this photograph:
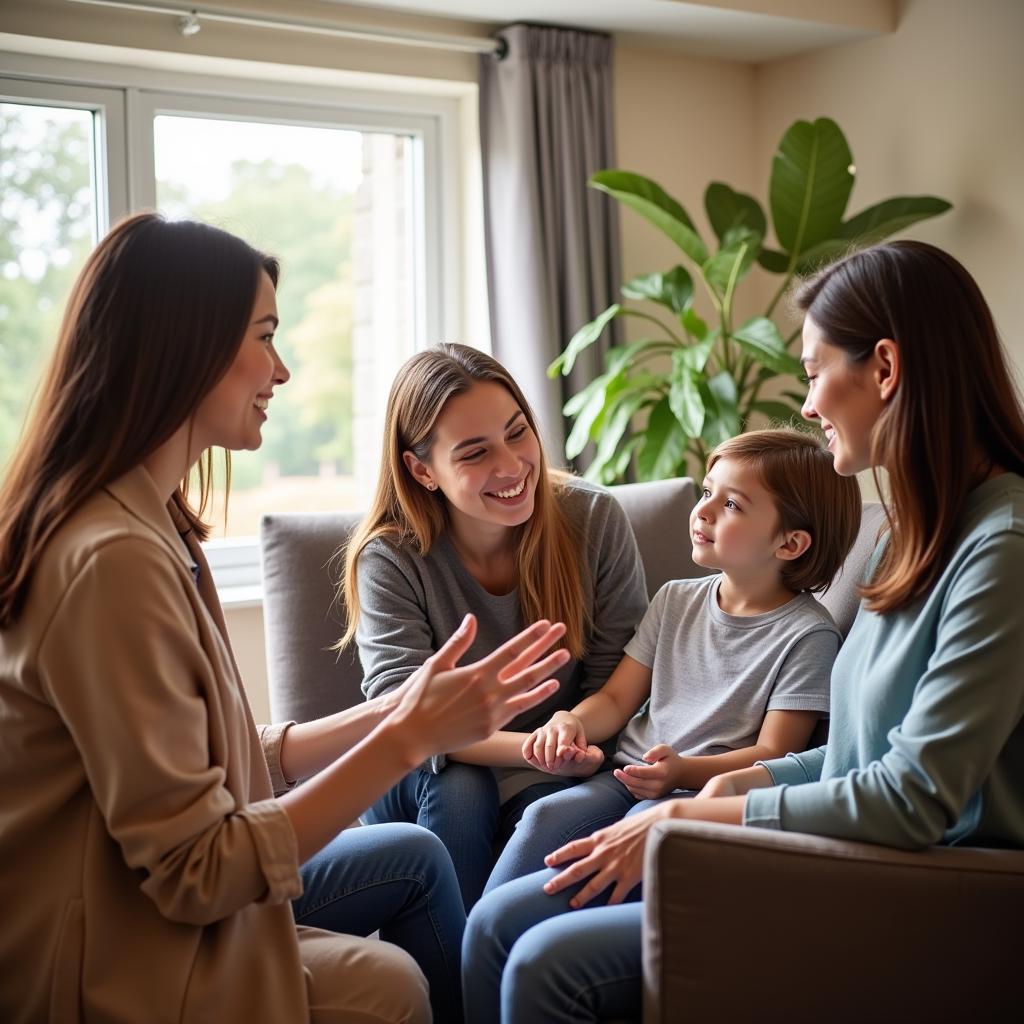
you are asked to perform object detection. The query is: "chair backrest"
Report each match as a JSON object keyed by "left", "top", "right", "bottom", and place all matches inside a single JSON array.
[{"left": 260, "top": 480, "right": 883, "bottom": 724}]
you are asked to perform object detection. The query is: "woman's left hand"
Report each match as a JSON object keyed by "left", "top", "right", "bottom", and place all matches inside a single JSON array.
[{"left": 542, "top": 801, "right": 675, "bottom": 908}]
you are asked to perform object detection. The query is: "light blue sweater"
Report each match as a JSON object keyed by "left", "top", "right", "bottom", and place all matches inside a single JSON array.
[{"left": 745, "top": 473, "right": 1024, "bottom": 849}]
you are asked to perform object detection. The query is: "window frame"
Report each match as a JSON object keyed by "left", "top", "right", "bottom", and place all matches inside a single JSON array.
[
  {"left": 1, "top": 50, "right": 469, "bottom": 606},
  {"left": 0, "top": 75, "right": 129, "bottom": 251}
]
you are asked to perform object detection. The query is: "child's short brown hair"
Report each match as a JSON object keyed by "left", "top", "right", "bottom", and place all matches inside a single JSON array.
[{"left": 707, "top": 427, "right": 862, "bottom": 593}]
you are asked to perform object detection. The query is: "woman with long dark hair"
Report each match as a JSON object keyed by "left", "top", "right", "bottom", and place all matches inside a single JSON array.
[
  {"left": 464, "top": 240, "right": 1024, "bottom": 1022},
  {"left": 0, "top": 213, "right": 568, "bottom": 1023}
]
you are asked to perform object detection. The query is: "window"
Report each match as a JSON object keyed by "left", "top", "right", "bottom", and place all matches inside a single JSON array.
[
  {"left": 150, "top": 108, "right": 418, "bottom": 539},
  {"left": 0, "top": 57, "right": 471, "bottom": 603},
  {"left": 0, "top": 80, "right": 126, "bottom": 472}
]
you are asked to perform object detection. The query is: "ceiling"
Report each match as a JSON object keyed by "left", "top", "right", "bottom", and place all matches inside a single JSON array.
[{"left": 321, "top": 0, "right": 896, "bottom": 62}]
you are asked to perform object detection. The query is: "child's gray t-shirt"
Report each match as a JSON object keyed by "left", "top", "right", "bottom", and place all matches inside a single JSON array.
[{"left": 615, "top": 575, "right": 838, "bottom": 767}]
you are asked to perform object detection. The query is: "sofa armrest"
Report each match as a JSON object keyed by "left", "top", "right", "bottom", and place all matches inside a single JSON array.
[{"left": 642, "top": 819, "right": 1024, "bottom": 1023}]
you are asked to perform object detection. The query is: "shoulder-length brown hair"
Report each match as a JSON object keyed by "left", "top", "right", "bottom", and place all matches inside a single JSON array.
[
  {"left": 708, "top": 427, "right": 861, "bottom": 594},
  {"left": 340, "top": 343, "right": 589, "bottom": 657},
  {"left": 0, "top": 212, "right": 278, "bottom": 626},
  {"left": 795, "top": 240, "right": 1024, "bottom": 613}
]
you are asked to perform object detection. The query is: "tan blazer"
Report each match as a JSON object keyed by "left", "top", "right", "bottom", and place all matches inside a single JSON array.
[{"left": 0, "top": 466, "right": 319, "bottom": 1022}]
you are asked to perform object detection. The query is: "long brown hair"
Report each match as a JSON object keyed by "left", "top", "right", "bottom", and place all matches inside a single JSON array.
[
  {"left": 0, "top": 212, "right": 278, "bottom": 626},
  {"left": 795, "top": 240, "right": 1024, "bottom": 612},
  {"left": 340, "top": 343, "right": 589, "bottom": 657},
  {"left": 708, "top": 427, "right": 861, "bottom": 594}
]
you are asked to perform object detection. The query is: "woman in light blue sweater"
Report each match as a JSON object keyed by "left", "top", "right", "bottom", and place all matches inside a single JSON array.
[{"left": 464, "top": 240, "right": 1024, "bottom": 1022}]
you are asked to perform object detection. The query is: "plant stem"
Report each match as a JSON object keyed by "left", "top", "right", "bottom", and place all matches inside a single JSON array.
[
  {"left": 717, "top": 242, "right": 747, "bottom": 384},
  {"left": 690, "top": 438, "right": 709, "bottom": 474},
  {"left": 619, "top": 309, "right": 687, "bottom": 347}
]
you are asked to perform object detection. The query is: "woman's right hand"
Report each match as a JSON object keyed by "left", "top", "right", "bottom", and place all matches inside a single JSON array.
[
  {"left": 390, "top": 614, "right": 569, "bottom": 764},
  {"left": 696, "top": 765, "right": 773, "bottom": 799}
]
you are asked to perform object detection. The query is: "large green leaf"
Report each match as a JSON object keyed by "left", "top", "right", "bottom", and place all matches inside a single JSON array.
[
  {"left": 637, "top": 396, "right": 688, "bottom": 481},
  {"left": 590, "top": 171, "right": 709, "bottom": 265},
  {"left": 676, "top": 333, "right": 716, "bottom": 374},
  {"left": 681, "top": 306, "right": 710, "bottom": 341},
  {"left": 790, "top": 237, "right": 855, "bottom": 274},
  {"left": 669, "top": 350, "right": 705, "bottom": 438},
  {"left": 749, "top": 399, "right": 803, "bottom": 425},
  {"left": 563, "top": 370, "right": 610, "bottom": 417},
  {"left": 564, "top": 373, "right": 615, "bottom": 460},
  {"left": 586, "top": 389, "right": 652, "bottom": 481},
  {"left": 621, "top": 265, "right": 694, "bottom": 314},
  {"left": 732, "top": 316, "right": 803, "bottom": 375},
  {"left": 704, "top": 183, "right": 767, "bottom": 245},
  {"left": 837, "top": 195, "right": 953, "bottom": 244},
  {"left": 604, "top": 337, "right": 674, "bottom": 378},
  {"left": 610, "top": 435, "right": 644, "bottom": 481},
  {"left": 702, "top": 227, "right": 760, "bottom": 297},
  {"left": 549, "top": 303, "right": 621, "bottom": 377},
  {"left": 770, "top": 118, "right": 854, "bottom": 259},
  {"left": 757, "top": 247, "right": 790, "bottom": 273},
  {"left": 700, "top": 372, "right": 741, "bottom": 446}
]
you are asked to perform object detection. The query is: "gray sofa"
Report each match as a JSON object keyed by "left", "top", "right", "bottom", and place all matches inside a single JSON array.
[{"left": 260, "top": 478, "right": 1024, "bottom": 1021}]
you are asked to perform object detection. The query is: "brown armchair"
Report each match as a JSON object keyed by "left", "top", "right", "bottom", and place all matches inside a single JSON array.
[{"left": 642, "top": 819, "right": 1024, "bottom": 1022}]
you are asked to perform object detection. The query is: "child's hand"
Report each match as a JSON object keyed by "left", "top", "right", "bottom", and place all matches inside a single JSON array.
[
  {"left": 539, "top": 743, "right": 605, "bottom": 778},
  {"left": 522, "top": 711, "right": 588, "bottom": 771},
  {"left": 613, "top": 743, "right": 683, "bottom": 799}
]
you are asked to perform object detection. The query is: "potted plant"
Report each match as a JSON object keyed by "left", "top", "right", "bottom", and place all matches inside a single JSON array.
[{"left": 549, "top": 117, "right": 951, "bottom": 482}]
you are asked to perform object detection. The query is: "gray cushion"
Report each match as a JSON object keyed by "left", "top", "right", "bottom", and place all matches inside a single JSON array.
[
  {"left": 817, "top": 501, "right": 885, "bottom": 637},
  {"left": 259, "top": 483, "right": 883, "bottom": 726},
  {"left": 260, "top": 511, "right": 363, "bottom": 724},
  {"left": 609, "top": 478, "right": 711, "bottom": 598}
]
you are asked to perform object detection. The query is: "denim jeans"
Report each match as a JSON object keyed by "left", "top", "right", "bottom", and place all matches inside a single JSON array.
[
  {"left": 363, "top": 761, "right": 571, "bottom": 911},
  {"left": 485, "top": 769, "right": 640, "bottom": 893},
  {"left": 463, "top": 866, "right": 643, "bottom": 1024},
  {"left": 294, "top": 822, "right": 465, "bottom": 1024}
]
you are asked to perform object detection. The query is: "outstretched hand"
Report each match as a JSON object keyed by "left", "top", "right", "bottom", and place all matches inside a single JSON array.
[
  {"left": 542, "top": 801, "right": 674, "bottom": 908},
  {"left": 393, "top": 614, "right": 569, "bottom": 763}
]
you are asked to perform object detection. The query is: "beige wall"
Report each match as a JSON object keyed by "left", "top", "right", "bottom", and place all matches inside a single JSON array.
[
  {"left": 614, "top": 44, "right": 757, "bottom": 328},
  {"left": 224, "top": 605, "right": 271, "bottom": 723},
  {"left": 752, "top": 0, "right": 1024, "bottom": 362}
]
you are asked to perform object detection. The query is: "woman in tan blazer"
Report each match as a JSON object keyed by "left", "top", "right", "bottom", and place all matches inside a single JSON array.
[{"left": 0, "top": 213, "right": 568, "bottom": 1024}]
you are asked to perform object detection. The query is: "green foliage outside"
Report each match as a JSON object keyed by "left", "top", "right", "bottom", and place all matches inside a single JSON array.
[
  {"left": 549, "top": 117, "right": 953, "bottom": 483},
  {"left": 0, "top": 105, "right": 93, "bottom": 470},
  {"left": 0, "top": 105, "right": 358, "bottom": 494},
  {"left": 158, "top": 158, "right": 356, "bottom": 488}
]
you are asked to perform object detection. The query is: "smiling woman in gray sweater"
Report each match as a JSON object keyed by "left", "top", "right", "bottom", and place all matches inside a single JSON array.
[{"left": 339, "top": 344, "right": 649, "bottom": 910}]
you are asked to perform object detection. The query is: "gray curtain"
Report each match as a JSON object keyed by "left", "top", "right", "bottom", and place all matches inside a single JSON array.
[{"left": 479, "top": 24, "right": 620, "bottom": 462}]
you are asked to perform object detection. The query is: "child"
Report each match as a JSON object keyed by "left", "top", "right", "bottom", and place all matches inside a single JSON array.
[{"left": 485, "top": 427, "right": 862, "bottom": 892}]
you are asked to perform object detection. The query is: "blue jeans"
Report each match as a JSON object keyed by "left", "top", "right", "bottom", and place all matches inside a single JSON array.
[
  {"left": 294, "top": 822, "right": 465, "bottom": 1024},
  {"left": 363, "top": 761, "right": 570, "bottom": 911},
  {"left": 463, "top": 866, "right": 643, "bottom": 1024},
  {"left": 486, "top": 770, "right": 641, "bottom": 892}
]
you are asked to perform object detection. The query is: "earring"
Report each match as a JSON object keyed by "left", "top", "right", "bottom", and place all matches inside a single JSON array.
[{"left": 427, "top": 482, "right": 437, "bottom": 491}]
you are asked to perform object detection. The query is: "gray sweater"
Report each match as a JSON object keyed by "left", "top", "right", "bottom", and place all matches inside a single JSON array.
[{"left": 355, "top": 478, "right": 649, "bottom": 795}]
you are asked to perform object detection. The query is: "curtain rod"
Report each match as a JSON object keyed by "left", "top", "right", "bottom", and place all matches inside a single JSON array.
[{"left": 65, "top": 0, "right": 506, "bottom": 56}]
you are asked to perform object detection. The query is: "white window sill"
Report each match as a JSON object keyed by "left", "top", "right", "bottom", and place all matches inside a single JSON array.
[
  {"left": 218, "top": 585, "right": 264, "bottom": 610},
  {"left": 205, "top": 537, "right": 262, "bottom": 609}
]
